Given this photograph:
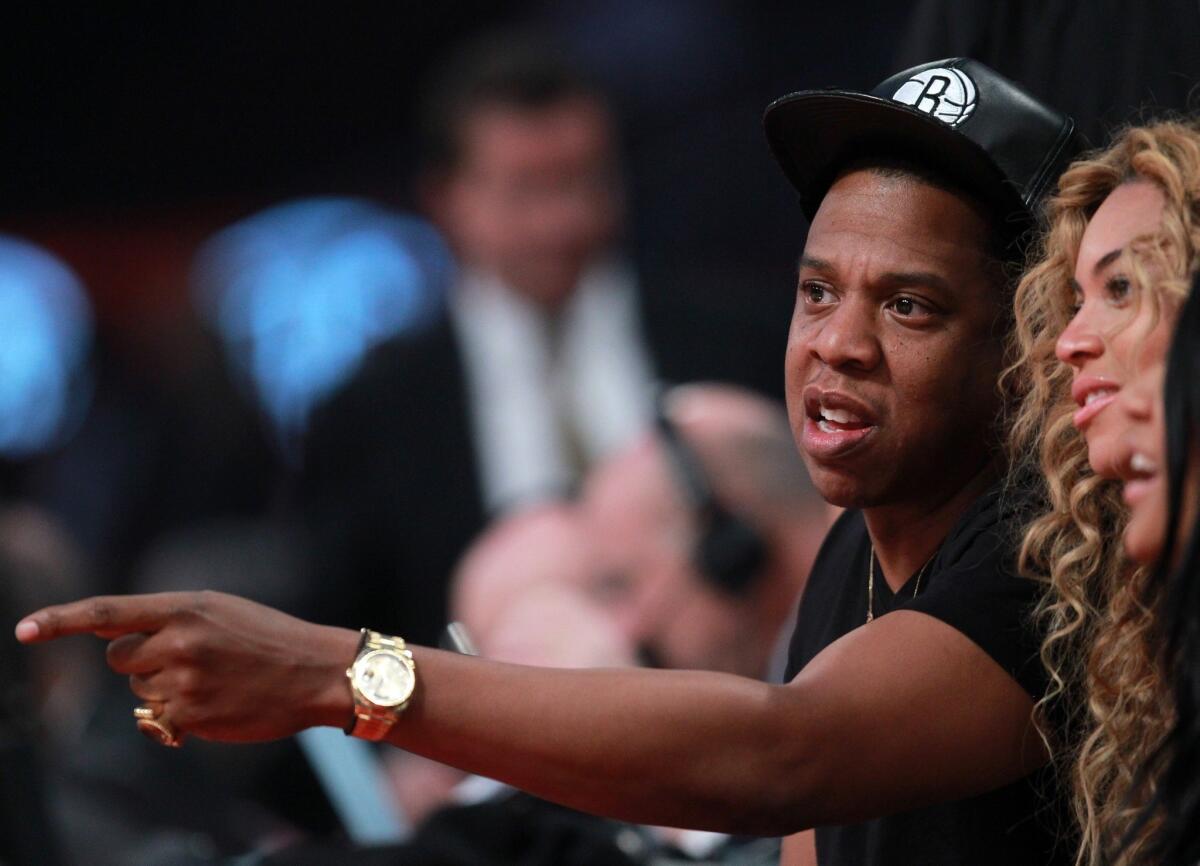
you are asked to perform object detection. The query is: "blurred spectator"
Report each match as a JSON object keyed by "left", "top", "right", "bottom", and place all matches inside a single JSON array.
[
  {"left": 297, "top": 34, "right": 660, "bottom": 646},
  {"left": 451, "top": 503, "right": 605, "bottom": 651},
  {"left": 583, "top": 384, "right": 829, "bottom": 681}
]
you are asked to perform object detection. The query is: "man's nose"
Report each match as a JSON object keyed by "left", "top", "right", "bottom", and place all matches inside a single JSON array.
[
  {"left": 809, "top": 298, "right": 882, "bottom": 371},
  {"left": 1055, "top": 306, "right": 1105, "bottom": 369}
]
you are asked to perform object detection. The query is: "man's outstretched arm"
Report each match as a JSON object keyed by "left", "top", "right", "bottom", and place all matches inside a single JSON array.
[{"left": 15, "top": 589, "right": 1043, "bottom": 836}]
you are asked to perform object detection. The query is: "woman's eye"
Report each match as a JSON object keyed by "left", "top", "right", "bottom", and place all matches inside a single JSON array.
[{"left": 1105, "top": 275, "right": 1132, "bottom": 303}]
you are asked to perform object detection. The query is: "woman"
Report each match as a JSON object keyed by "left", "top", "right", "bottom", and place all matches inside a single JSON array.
[
  {"left": 1112, "top": 275, "right": 1200, "bottom": 864},
  {"left": 1007, "top": 120, "right": 1200, "bottom": 865}
]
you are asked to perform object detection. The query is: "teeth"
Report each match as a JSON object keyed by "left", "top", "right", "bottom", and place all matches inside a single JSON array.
[
  {"left": 1130, "top": 452, "right": 1157, "bottom": 474},
  {"left": 1085, "top": 389, "right": 1115, "bottom": 406},
  {"left": 820, "top": 407, "right": 862, "bottom": 424}
]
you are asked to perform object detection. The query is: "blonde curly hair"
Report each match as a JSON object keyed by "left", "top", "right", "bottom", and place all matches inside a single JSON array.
[{"left": 1005, "top": 119, "right": 1200, "bottom": 866}]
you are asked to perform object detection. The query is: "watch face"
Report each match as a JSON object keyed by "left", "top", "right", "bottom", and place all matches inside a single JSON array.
[{"left": 352, "top": 649, "right": 415, "bottom": 706}]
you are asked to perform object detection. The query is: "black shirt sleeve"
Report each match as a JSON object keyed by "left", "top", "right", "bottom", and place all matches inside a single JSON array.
[{"left": 904, "top": 487, "right": 1046, "bottom": 701}]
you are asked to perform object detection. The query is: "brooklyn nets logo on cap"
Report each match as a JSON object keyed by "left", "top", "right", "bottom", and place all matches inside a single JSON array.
[{"left": 891, "top": 67, "right": 977, "bottom": 127}]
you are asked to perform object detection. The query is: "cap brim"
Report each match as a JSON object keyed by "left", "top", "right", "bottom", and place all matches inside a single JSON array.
[{"left": 764, "top": 90, "right": 1030, "bottom": 232}]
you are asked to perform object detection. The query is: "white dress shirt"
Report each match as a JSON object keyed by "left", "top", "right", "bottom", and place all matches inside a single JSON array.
[{"left": 451, "top": 259, "right": 656, "bottom": 512}]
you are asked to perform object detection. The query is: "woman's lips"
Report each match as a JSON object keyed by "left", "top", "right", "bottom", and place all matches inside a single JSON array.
[
  {"left": 1122, "top": 476, "right": 1156, "bottom": 507},
  {"left": 1071, "top": 376, "right": 1119, "bottom": 431},
  {"left": 1072, "top": 388, "right": 1117, "bottom": 430}
]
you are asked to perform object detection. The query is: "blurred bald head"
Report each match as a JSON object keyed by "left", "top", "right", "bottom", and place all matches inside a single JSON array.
[
  {"left": 582, "top": 384, "right": 829, "bottom": 678},
  {"left": 450, "top": 502, "right": 634, "bottom": 669}
]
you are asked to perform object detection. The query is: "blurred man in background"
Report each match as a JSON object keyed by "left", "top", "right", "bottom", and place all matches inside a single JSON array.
[{"left": 298, "top": 34, "right": 656, "bottom": 648}]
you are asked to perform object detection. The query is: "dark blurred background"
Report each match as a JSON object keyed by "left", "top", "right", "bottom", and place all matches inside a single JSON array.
[
  {"left": 0, "top": 0, "right": 930, "bottom": 591},
  {"left": 0, "top": 2, "right": 1197, "bottom": 864}
]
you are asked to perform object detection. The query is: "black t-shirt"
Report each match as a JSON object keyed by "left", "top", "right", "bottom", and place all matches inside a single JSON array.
[{"left": 784, "top": 484, "right": 1070, "bottom": 866}]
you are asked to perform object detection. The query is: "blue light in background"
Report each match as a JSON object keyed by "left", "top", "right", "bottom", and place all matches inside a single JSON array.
[
  {"left": 0, "top": 235, "right": 93, "bottom": 458},
  {"left": 193, "top": 198, "right": 453, "bottom": 450}
]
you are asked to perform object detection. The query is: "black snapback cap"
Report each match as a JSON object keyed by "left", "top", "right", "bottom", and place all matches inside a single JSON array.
[{"left": 764, "top": 58, "right": 1085, "bottom": 247}]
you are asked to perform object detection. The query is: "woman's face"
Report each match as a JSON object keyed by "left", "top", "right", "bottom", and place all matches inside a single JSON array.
[
  {"left": 1056, "top": 180, "right": 1173, "bottom": 477},
  {"left": 1112, "top": 363, "right": 1168, "bottom": 564}
]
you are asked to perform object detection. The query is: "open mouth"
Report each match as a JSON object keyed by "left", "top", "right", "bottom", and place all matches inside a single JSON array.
[
  {"left": 1129, "top": 452, "right": 1157, "bottom": 476},
  {"left": 1072, "top": 378, "right": 1119, "bottom": 431},
  {"left": 1121, "top": 450, "right": 1160, "bottom": 507},
  {"left": 815, "top": 405, "right": 872, "bottom": 434},
  {"left": 801, "top": 389, "right": 878, "bottom": 460}
]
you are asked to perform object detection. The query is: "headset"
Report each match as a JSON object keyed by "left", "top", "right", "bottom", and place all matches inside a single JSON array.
[{"left": 654, "top": 399, "right": 768, "bottom": 596}]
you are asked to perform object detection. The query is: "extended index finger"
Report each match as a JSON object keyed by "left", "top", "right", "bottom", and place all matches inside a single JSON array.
[{"left": 14, "top": 594, "right": 184, "bottom": 643}]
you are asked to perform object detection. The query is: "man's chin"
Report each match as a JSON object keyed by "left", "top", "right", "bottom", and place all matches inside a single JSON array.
[
  {"left": 808, "top": 467, "right": 874, "bottom": 511},
  {"left": 506, "top": 263, "right": 588, "bottom": 308}
]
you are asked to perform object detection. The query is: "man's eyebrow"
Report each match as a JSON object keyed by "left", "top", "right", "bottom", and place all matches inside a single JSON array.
[
  {"left": 1092, "top": 247, "right": 1124, "bottom": 275},
  {"left": 797, "top": 254, "right": 833, "bottom": 273},
  {"left": 877, "top": 271, "right": 952, "bottom": 293},
  {"left": 797, "top": 256, "right": 951, "bottom": 292}
]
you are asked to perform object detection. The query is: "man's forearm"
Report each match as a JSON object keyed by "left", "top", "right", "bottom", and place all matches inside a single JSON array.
[
  {"left": 16, "top": 591, "right": 1040, "bottom": 836},
  {"left": 370, "top": 648, "right": 809, "bottom": 835}
]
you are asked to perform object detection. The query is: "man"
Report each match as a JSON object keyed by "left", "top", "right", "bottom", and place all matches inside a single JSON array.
[
  {"left": 298, "top": 36, "right": 656, "bottom": 646},
  {"left": 582, "top": 384, "right": 827, "bottom": 680},
  {"left": 15, "top": 59, "right": 1084, "bottom": 865}
]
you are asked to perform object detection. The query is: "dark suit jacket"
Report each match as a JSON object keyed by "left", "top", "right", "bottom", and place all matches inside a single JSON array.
[{"left": 297, "top": 313, "right": 484, "bottom": 646}]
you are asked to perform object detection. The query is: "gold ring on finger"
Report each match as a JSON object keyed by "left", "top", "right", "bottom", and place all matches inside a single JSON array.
[{"left": 134, "top": 713, "right": 183, "bottom": 748}]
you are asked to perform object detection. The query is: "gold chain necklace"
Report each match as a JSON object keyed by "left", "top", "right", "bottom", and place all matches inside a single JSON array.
[{"left": 866, "top": 545, "right": 936, "bottom": 624}]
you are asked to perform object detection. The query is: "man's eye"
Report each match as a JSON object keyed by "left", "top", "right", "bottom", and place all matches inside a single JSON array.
[
  {"left": 802, "top": 282, "right": 832, "bottom": 304},
  {"left": 890, "top": 296, "right": 928, "bottom": 317}
]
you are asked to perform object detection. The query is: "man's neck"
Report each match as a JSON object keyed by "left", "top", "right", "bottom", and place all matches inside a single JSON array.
[{"left": 862, "top": 463, "right": 1000, "bottom": 592}]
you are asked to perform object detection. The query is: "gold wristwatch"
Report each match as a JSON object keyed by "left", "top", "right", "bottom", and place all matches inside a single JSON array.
[{"left": 344, "top": 629, "right": 417, "bottom": 741}]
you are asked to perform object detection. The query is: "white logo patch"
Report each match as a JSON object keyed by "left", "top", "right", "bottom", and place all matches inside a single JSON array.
[{"left": 891, "top": 67, "right": 977, "bottom": 127}]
